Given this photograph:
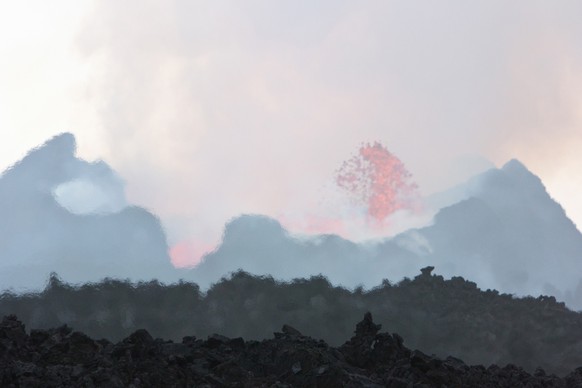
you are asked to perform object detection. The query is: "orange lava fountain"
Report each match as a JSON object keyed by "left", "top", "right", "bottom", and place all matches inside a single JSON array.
[{"left": 336, "top": 142, "right": 419, "bottom": 223}]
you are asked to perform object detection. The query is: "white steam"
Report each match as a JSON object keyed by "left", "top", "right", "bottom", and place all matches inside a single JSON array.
[{"left": 53, "top": 177, "right": 127, "bottom": 215}]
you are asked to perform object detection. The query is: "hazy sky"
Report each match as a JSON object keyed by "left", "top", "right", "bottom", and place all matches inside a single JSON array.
[{"left": 2, "top": 1, "right": 582, "bottom": 265}]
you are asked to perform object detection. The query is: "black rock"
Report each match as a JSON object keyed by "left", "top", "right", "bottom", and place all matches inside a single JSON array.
[{"left": 0, "top": 313, "right": 580, "bottom": 386}]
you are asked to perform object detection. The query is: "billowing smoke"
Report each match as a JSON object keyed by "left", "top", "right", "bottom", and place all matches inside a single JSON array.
[{"left": 37, "top": 0, "right": 580, "bottom": 261}]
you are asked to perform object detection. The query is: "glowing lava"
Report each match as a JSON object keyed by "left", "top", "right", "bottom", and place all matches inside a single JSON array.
[
  {"left": 336, "top": 142, "right": 419, "bottom": 223},
  {"left": 169, "top": 240, "right": 216, "bottom": 268},
  {"left": 169, "top": 142, "right": 420, "bottom": 268}
]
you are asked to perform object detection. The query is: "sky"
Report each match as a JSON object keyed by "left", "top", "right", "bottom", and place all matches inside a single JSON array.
[{"left": 1, "top": 1, "right": 582, "bottom": 266}]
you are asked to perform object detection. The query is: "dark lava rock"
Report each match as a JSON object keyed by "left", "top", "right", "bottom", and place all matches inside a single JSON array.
[
  {"left": 420, "top": 266, "right": 435, "bottom": 277},
  {"left": 1, "top": 313, "right": 582, "bottom": 387}
]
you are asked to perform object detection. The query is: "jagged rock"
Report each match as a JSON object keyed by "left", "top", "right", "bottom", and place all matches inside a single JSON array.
[
  {"left": 1, "top": 314, "right": 581, "bottom": 386},
  {"left": 205, "top": 333, "right": 230, "bottom": 349},
  {"left": 355, "top": 312, "right": 381, "bottom": 337},
  {"left": 3, "top": 269, "right": 582, "bottom": 375},
  {"left": 420, "top": 266, "right": 435, "bottom": 277},
  {"left": 282, "top": 324, "right": 302, "bottom": 337},
  {"left": 0, "top": 315, "right": 27, "bottom": 348}
]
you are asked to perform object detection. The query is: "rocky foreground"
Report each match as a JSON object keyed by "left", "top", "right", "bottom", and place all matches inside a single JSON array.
[
  {"left": 1, "top": 313, "right": 582, "bottom": 387},
  {"left": 5, "top": 269, "right": 582, "bottom": 375}
]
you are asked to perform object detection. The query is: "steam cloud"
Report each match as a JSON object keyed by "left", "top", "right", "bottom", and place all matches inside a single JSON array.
[
  {"left": 53, "top": 174, "right": 127, "bottom": 215},
  {"left": 56, "top": 0, "right": 582, "bottom": 257}
]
